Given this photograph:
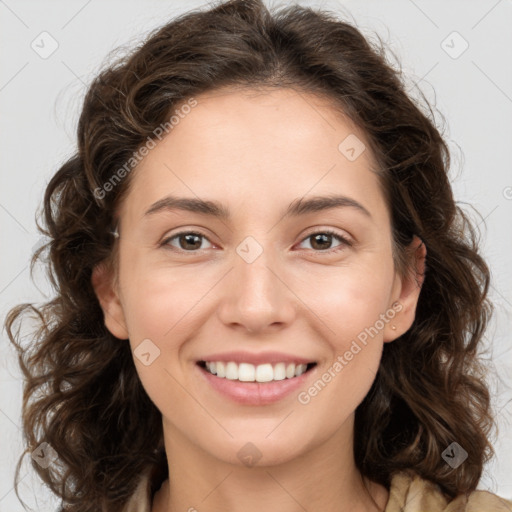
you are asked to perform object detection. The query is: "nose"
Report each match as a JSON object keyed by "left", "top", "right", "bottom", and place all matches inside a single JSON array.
[{"left": 216, "top": 244, "right": 296, "bottom": 335}]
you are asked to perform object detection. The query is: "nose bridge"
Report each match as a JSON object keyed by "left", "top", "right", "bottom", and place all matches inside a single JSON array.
[
  {"left": 217, "top": 232, "right": 295, "bottom": 332},
  {"left": 235, "top": 232, "right": 283, "bottom": 307}
]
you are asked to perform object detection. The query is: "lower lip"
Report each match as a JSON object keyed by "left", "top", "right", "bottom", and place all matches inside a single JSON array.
[{"left": 196, "top": 363, "right": 316, "bottom": 405}]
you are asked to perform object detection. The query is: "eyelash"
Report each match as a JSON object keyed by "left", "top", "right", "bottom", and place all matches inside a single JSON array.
[{"left": 160, "top": 229, "right": 352, "bottom": 255}]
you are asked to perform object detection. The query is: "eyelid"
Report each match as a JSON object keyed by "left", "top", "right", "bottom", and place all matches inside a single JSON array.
[{"left": 300, "top": 226, "right": 353, "bottom": 244}]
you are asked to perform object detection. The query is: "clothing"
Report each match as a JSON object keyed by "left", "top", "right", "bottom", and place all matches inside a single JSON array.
[{"left": 121, "top": 468, "right": 512, "bottom": 512}]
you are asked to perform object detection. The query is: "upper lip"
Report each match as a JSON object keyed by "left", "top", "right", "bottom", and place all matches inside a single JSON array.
[{"left": 197, "top": 351, "right": 316, "bottom": 366}]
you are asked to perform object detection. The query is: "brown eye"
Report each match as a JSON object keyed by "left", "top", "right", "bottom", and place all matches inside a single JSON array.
[
  {"left": 298, "top": 230, "right": 351, "bottom": 252},
  {"left": 161, "top": 231, "right": 212, "bottom": 251},
  {"left": 159, "top": 229, "right": 351, "bottom": 255}
]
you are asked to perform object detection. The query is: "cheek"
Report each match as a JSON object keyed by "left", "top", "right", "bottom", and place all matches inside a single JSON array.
[
  {"left": 301, "top": 263, "right": 394, "bottom": 402},
  {"left": 302, "top": 276, "right": 390, "bottom": 411},
  {"left": 308, "top": 262, "right": 394, "bottom": 341},
  {"left": 119, "top": 250, "right": 203, "bottom": 340},
  {"left": 120, "top": 267, "right": 198, "bottom": 410}
]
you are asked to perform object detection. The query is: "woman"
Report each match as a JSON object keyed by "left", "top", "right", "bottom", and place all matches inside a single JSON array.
[{"left": 5, "top": 0, "right": 511, "bottom": 511}]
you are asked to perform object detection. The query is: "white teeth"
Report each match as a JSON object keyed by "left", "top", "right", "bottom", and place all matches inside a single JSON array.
[
  {"left": 238, "top": 363, "right": 255, "bottom": 382},
  {"left": 225, "top": 362, "right": 238, "bottom": 380},
  {"left": 295, "top": 364, "right": 307, "bottom": 377},
  {"left": 273, "top": 362, "right": 286, "bottom": 380},
  {"left": 255, "top": 363, "right": 273, "bottom": 382},
  {"left": 202, "top": 361, "right": 312, "bottom": 382},
  {"left": 216, "top": 361, "right": 226, "bottom": 378},
  {"left": 285, "top": 363, "right": 295, "bottom": 379}
]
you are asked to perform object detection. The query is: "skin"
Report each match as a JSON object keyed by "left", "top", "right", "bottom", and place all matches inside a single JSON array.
[{"left": 92, "top": 87, "right": 426, "bottom": 512}]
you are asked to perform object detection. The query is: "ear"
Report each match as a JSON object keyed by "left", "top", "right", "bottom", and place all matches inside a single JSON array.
[
  {"left": 91, "top": 260, "right": 129, "bottom": 340},
  {"left": 384, "top": 235, "right": 427, "bottom": 342}
]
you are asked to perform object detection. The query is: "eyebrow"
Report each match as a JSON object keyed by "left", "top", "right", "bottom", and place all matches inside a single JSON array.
[{"left": 143, "top": 194, "right": 372, "bottom": 220}]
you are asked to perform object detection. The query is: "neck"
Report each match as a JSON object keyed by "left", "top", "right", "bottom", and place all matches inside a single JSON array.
[{"left": 152, "top": 415, "right": 388, "bottom": 512}]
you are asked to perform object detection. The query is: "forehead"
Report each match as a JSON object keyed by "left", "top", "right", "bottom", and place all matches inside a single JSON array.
[{"left": 118, "top": 87, "right": 387, "bottom": 225}]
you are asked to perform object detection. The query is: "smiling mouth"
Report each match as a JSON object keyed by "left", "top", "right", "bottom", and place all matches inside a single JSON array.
[{"left": 197, "top": 361, "right": 317, "bottom": 383}]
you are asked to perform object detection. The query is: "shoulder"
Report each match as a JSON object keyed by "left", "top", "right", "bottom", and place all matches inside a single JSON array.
[
  {"left": 120, "top": 466, "right": 512, "bottom": 512},
  {"left": 385, "top": 470, "right": 512, "bottom": 512}
]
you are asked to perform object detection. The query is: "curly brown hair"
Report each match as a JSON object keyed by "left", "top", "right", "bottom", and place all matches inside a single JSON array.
[{"left": 4, "top": 0, "right": 495, "bottom": 510}]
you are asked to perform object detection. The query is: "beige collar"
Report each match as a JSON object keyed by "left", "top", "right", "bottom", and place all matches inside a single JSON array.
[{"left": 121, "top": 467, "right": 512, "bottom": 512}]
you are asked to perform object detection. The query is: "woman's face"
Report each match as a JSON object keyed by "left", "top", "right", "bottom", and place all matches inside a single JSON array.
[{"left": 93, "top": 87, "right": 424, "bottom": 468}]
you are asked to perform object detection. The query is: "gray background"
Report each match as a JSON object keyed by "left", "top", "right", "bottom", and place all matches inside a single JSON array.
[{"left": 1, "top": 0, "right": 511, "bottom": 510}]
